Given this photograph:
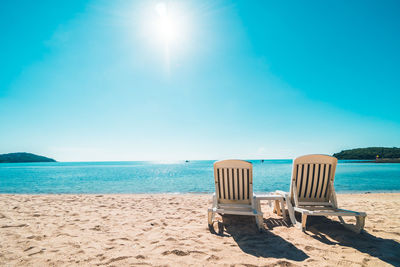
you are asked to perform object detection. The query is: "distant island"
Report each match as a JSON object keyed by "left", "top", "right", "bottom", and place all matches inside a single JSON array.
[
  {"left": 333, "top": 147, "right": 400, "bottom": 162},
  {"left": 0, "top": 152, "right": 56, "bottom": 163}
]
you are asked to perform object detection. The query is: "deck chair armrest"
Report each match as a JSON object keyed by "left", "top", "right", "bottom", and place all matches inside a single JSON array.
[
  {"left": 252, "top": 194, "right": 262, "bottom": 215},
  {"left": 253, "top": 193, "right": 263, "bottom": 202},
  {"left": 275, "top": 190, "right": 289, "bottom": 198}
]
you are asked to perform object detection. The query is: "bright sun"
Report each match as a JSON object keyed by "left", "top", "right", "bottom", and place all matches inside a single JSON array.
[
  {"left": 141, "top": 1, "right": 190, "bottom": 74},
  {"left": 154, "top": 2, "right": 181, "bottom": 44}
]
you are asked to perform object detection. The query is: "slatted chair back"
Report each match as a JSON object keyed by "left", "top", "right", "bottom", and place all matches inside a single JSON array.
[
  {"left": 290, "top": 155, "right": 337, "bottom": 206},
  {"left": 213, "top": 160, "right": 253, "bottom": 205}
]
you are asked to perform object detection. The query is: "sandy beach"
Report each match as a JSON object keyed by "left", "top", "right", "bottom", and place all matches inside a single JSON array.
[{"left": 0, "top": 193, "right": 399, "bottom": 266}]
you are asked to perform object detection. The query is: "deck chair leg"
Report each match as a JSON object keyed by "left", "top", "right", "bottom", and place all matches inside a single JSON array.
[
  {"left": 255, "top": 215, "right": 263, "bottom": 231},
  {"left": 356, "top": 216, "right": 366, "bottom": 232},
  {"left": 274, "top": 200, "right": 282, "bottom": 216},
  {"left": 208, "top": 193, "right": 217, "bottom": 227},
  {"left": 280, "top": 199, "right": 287, "bottom": 219},
  {"left": 301, "top": 214, "right": 308, "bottom": 232},
  {"left": 253, "top": 198, "right": 264, "bottom": 231},
  {"left": 208, "top": 210, "right": 215, "bottom": 226},
  {"left": 338, "top": 216, "right": 344, "bottom": 224},
  {"left": 338, "top": 215, "right": 366, "bottom": 233},
  {"left": 285, "top": 197, "right": 298, "bottom": 227}
]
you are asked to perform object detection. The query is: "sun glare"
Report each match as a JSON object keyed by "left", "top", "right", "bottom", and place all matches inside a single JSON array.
[
  {"left": 139, "top": 1, "right": 191, "bottom": 74},
  {"left": 154, "top": 2, "right": 181, "bottom": 44}
]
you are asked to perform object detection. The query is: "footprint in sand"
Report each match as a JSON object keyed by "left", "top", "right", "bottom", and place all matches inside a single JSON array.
[
  {"left": 99, "top": 256, "right": 107, "bottom": 261},
  {"left": 135, "top": 255, "right": 146, "bottom": 259},
  {"left": 90, "top": 225, "right": 101, "bottom": 231},
  {"left": 109, "top": 237, "right": 129, "bottom": 242},
  {"left": 105, "top": 256, "right": 131, "bottom": 264},
  {"left": 304, "top": 245, "right": 316, "bottom": 251},
  {"left": 207, "top": 255, "right": 220, "bottom": 261},
  {"left": 162, "top": 250, "right": 190, "bottom": 256},
  {"left": 1, "top": 224, "right": 28, "bottom": 228}
]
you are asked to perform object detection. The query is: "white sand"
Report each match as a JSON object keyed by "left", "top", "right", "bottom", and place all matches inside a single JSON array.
[{"left": 0, "top": 193, "right": 399, "bottom": 266}]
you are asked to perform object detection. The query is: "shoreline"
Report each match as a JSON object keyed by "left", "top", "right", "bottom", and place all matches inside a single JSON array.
[{"left": 1, "top": 191, "right": 400, "bottom": 195}]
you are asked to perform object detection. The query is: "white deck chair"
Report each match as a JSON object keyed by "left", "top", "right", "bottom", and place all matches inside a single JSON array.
[
  {"left": 277, "top": 154, "right": 366, "bottom": 233},
  {"left": 208, "top": 160, "right": 263, "bottom": 231}
]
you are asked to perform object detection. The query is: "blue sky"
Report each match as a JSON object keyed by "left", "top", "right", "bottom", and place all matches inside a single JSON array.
[{"left": 1, "top": 0, "right": 399, "bottom": 161}]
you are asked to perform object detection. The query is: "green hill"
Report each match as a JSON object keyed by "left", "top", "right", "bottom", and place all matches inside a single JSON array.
[
  {"left": 0, "top": 152, "right": 56, "bottom": 163},
  {"left": 333, "top": 147, "right": 400, "bottom": 160}
]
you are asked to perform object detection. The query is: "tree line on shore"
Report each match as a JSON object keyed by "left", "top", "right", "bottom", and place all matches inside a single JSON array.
[{"left": 333, "top": 147, "right": 400, "bottom": 160}]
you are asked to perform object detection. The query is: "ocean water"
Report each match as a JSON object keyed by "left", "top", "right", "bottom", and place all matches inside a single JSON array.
[{"left": 0, "top": 160, "right": 399, "bottom": 194}]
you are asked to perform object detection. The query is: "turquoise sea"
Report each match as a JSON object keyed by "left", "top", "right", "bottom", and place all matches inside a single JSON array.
[{"left": 0, "top": 160, "right": 399, "bottom": 194}]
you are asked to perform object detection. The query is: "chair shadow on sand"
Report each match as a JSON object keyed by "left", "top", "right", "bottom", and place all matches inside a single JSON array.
[
  {"left": 209, "top": 214, "right": 309, "bottom": 262},
  {"left": 304, "top": 216, "right": 400, "bottom": 266}
]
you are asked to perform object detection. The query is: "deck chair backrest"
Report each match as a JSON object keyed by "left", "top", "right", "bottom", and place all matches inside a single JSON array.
[
  {"left": 214, "top": 160, "right": 253, "bottom": 205},
  {"left": 290, "top": 155, "right": 337, "bottom": 205}
]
